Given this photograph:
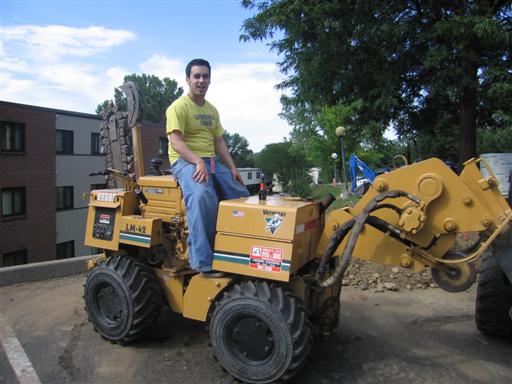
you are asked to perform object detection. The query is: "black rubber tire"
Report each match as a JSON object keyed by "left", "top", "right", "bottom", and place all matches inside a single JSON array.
[
  {"left": 209, "top": 281, "right": 313, "bottom": 384},
  {"left": 475, "top": 251, "right": 512, "bottom": 339},
  {"left": 84, "top": 255, "right": 164, "bottom": 343}
]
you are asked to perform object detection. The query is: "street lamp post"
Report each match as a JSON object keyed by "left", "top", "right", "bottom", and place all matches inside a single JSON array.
[
  {"left": 331, "top": 153, "right": 338, "bottom": 186},
  {"left": 335, "top": 126, "right": 349, "bottom": 193}
]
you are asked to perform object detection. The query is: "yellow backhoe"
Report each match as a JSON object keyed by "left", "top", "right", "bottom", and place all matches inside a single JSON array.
[{"left": 83, "top": 83, "right": 512, "bottom": 383}]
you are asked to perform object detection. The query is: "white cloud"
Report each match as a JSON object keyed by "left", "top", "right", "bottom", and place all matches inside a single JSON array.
[
  {"left": 1, "top": 23, "right": 289, "bottom": 152},
  {"left": 139, "top": 54, "right": 184, "bottom": 82},
  {"left": 1, "top": 63, "right": 128, "bottom": 113},
  {"left": 2, "top": 25, "right": 136, "bottom": 62},
  {"left": 39, "top": 64, "right": 97, "bottom": 90},
  {"left": 2, "top": 57, "right": 32, "bottom": 73},
  {"left": 1, "top": 24, "right": 135, "bottom": 112},
  {"left": 106, "top": 66, "right": 128, "bottom": 83},
  {"left": 208, "top": 62, "right": 289, "bottom": 152},
  {"left": 0, "top": 73, "right": 35, "bottom": 97},
  {"left": 139, "top": 57, "right": 290, "bottom": 152}
]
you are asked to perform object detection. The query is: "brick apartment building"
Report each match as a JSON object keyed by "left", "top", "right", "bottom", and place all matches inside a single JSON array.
[{"left": 0, "top": 101, "right": 169, "bottom": 267}]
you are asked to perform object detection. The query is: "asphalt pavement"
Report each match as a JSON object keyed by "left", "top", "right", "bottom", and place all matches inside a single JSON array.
[{"left": 1, "top": 274, "right": 511, "bottom": 384}]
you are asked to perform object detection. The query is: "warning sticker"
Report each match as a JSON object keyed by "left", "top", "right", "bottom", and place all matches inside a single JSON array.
[
  {"left": 295, "top": 218, "right": 318, "bottom": 234},
  {"left": 99, "top": 214, "right": 111, "bottom": 224},
  {"left": 249, "top": 246, "right": 284, "bottom": 273}
]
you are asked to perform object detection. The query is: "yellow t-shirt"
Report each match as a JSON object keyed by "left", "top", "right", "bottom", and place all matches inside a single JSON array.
[{"left": 166, "top": 95, "right": 224, "bottom": 164}]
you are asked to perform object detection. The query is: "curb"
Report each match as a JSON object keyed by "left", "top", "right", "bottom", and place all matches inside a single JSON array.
[{"left": 0, "top": 254, "right": 97, "bottom": 286}]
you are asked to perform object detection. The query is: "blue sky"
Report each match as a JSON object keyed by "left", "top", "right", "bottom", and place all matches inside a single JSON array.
[{"left": 1, "top": 0, "right": 288, "bottom": 151}]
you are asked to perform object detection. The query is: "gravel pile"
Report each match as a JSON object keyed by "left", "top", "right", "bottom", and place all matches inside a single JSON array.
[
  {"left": 340, "top": 232, "right": 482, "bottom": 293},
  {"left": 342, "top": 258, "right": 436, "bottom": 292}
]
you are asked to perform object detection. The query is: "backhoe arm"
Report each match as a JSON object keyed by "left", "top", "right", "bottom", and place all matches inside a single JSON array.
[{"left": 317, "top": 157, "right": 512, "bottom": 291}]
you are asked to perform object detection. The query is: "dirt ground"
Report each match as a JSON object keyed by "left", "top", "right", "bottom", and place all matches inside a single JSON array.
[{"left": 2, "top": 273, "right": 512, "bottom": 384}]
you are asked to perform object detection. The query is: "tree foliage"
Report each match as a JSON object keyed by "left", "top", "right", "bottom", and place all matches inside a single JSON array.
[
  {"left": 223, "top": 131, "right": 255, "bottom": 167},
  {"left": 241, "top": 0, "right": 512, "bottom": 164},
  {"left": 97, "top": 73, "right": 183, "bottom": 124},
  {"left": 256, "top": 141, "right": 313, "bottom": 196}
]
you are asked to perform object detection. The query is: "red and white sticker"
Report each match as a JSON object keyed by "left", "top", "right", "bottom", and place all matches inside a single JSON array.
[
  {"left": 99, "top": 214, "right": 111, "bottom": 224},
  {"left": 295, "top": 218, "right": 318, "bottom": 234},
  {"left": 249, "top": 246, "right": 283, "bottom": 273}
]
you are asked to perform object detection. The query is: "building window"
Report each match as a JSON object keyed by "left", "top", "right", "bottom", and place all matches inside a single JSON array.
[
  {"left": 1, "top": 187, "right": 26, "bottom": 217},
  {"left": 247, "top": 172, "right": 252, "bottom": 180},
  {"left": 56, "top": 129, "right": 73, "bottom": 154},
  {"left": 91, "top": 133, "right": 101, "bottom": 154},
  {"left": 56, "top": 241, "right": 74, "bottom": 259},
  {"left": 1, "top": 121, "right": 25, "bottom": 152},
  {"left": 2, "top": 249, "right": 28, "bottom": 267},
  {"left": 90, "top": 183, "right": 107, "bottom": 191},
  {"left": 256, "top": 171, "right": 261, "bottom": 180},
  {"left": 159, "top": 137, "right": 168, "bottom": 155},
  {"left": 56, "top": 186, "right": 73, "bottom": 210}
]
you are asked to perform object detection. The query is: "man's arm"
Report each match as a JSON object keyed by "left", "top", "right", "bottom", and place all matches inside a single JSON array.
[
  {"left": 214, "top": 136, "right": 245, "bottom": 185},
  {"left": 169, "top": 131, "right": 209, "bottom": 183}
]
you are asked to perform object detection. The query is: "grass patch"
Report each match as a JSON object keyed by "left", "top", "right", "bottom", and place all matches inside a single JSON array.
[
  {"left": 310, "top": 184, "right": 343, "bottom": 199},
  {"left": 311, "top": 184, "right": 360, "bottom": 211}
]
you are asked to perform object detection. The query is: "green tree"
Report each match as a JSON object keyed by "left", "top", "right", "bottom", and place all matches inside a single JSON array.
[
  {"left": 241, "top": 1, "right": 512, "bottom": 164},
  {"left": 256, "top": 141, "right": 313, "bottom": 196},
  {"left": 97, "top": 73, "right": 183, "bottom": 123},
  {"left": 286, "top": 99, "right": 399, "bottom": 184},
  {"left": 223, "top": 131, "right": 255, "bottom": 167}
]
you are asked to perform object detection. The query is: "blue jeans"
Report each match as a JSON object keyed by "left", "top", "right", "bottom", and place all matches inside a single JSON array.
[{"left": 171, "top": 158, "right": 250, "bottom": 272}]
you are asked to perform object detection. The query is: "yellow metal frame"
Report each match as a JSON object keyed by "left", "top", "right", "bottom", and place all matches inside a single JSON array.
[
  {"left": 119, "top": 216, "right": 162, "bottom": 248},
  {"left": 84, "top": 190, "right": 137, "bottom": 250},
  {"left": 213, "top": 196, "right": 322, "bottom": 281},
  {"left": 318, "top": 157, "right": 512, "bottom": 272},
  {"left": 84, "top": 155, "right": 512, "bottom": 324}
]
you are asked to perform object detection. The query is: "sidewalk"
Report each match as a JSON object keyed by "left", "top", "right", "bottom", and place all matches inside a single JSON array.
[{"left": 0, "top": 254, "right": 96, "bottom": 286}]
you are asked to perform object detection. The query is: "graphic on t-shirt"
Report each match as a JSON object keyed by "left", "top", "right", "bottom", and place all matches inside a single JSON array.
[{"left": 194, "top": 114, "right": 214, "bottom": 127}]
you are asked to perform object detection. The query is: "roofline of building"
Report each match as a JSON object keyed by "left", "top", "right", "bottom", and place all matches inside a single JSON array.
[
  {"left": 0, "top": 100, "right": 101, "bottom": 120},
  {"left": 0, "top": 100, "right": 164, "bottom": 128}
]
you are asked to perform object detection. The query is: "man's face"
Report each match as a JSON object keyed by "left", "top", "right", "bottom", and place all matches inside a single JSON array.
[{"left": 186, "top": 65, "right": 210, "bottom": 97}]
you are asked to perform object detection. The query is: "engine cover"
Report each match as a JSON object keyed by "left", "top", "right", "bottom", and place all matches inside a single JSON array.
[{"left": 213, "top": 196, "right": 322, "bottom": 282}]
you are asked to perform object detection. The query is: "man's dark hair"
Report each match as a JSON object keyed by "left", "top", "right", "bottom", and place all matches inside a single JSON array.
[{"left": 186, "top": 59, "right": 211, "bottom": 77}]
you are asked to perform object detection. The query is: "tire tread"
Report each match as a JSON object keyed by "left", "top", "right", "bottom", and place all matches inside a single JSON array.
[
  {"left": 85, "top": 254, "right": 164, "bottom": 344},
  {"left": 475, "top": 252, "right": 512, "bottom": 338},
  {"left": 211, "top": 281, "right": 313, "bottom": 383}
]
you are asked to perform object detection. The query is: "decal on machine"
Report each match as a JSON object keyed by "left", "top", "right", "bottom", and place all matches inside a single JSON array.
[
  {"left": 213, "top": 251, "right": 291, "bottom": 272},
  {"left": 295, "top": 218, "right": 318, "bottom": 234},
  {"left": 232, "top": 210, "right": 245, "bottom": 218},
  {"left": 99, "top": 213, "right": 111, "bottom": 224},
  {"left": 264, "top": 213, "right": 284, "bottom": 234},
  {"left": 120, "top": 231, "right": 150, "bottom": 244},
  {"left": 263, "top": 209, "right": 286, "bottom": 217},
  {"left": 145, "top": 187, "right": 164, "bottom": 194},
  {"left": 249, "top": 246, "right": 284, "bottom": 273},
  {"left": 120, "top": 222, "right": 151, "bottom": 244},
  {"left": 96, "top": 192, "right": 117, "bottom": 202},
  {"left": 125, "top": 223, "right": 147, "bottom": 234}
]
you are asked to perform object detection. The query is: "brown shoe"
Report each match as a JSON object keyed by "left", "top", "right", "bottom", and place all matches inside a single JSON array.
[{"left": 200, "top": 270, "right": 225, "bottom": 278}]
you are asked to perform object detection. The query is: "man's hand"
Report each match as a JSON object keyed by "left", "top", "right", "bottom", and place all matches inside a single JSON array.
[
  {"left": 230, "top": 167, "right": 245, "bottom": 185},
  {"left": 169, "top": 131, "right": 209, "bottom": 183},
  {"left": 193, "top": 159, "right": 208, "bottom": 183},
  {"left": 215, "top": 136, "right": 245, "bottom": 185}
]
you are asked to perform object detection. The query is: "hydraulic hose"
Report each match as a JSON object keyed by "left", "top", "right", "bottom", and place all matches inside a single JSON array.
[
  {"left": 315, "top": 218, "right": 355, "bottom": 281},
  {"left": 369, "top": 203, "right": 403, "bottom": 216},
  {"left": 317, "top": 190, "right": 419, "bottom": 287}
]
